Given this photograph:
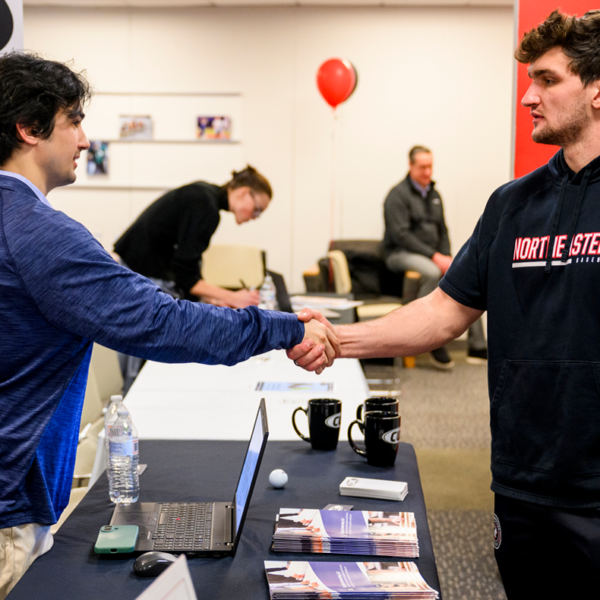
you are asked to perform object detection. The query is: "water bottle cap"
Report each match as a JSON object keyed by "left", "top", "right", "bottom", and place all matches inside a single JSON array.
[
  {"left": 117, "top": 407, "right": 129, "bottom": 417},
  {"left": 110, "top": 395, "right": 123, "bottom": 403}
]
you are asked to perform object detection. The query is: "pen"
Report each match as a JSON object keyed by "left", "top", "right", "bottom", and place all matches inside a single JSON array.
[{"left": 240, "top": 279, "right": 256, "bottom": 291}]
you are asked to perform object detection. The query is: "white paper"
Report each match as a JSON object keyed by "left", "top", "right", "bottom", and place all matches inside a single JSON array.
[
  {"left": 135, "top": 555, "right": 197, "bottom": 600},
  {"left": 291, "top": 295, "right": 364, "bottom": 310}
]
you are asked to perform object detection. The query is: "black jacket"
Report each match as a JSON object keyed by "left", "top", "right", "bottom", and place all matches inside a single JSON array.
[
  {"left": 441, "top": 149, "right": 600, "bottom": 508},
  {"left": 114, "top": 182, "right": 229, "bottom": 294},
  {"left": 383, "top": 175, "right": 451, "bottom": 259}
]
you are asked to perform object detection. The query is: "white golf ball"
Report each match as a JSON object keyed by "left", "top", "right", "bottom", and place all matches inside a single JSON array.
[{"left": 269, "top": 469, "right": 288, "bottom": 488}]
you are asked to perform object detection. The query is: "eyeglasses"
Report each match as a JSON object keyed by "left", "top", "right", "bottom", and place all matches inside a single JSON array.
[{"left": 249, "top": 190, "right": 265, "bottom": 219}]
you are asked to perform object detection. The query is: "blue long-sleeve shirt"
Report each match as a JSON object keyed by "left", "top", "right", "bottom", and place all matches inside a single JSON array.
[{"left": 0, "top": 174, "right": 304, "bottom": 528}]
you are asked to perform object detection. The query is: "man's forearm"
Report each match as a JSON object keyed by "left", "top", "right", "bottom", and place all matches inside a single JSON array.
[{"left": 336, "top": 288, "right": 483, "bottom": 359}]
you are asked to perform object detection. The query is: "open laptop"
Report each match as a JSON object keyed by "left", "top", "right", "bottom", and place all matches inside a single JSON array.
[
  {"left": 266, "top": 270, "right": 293, "bottom": 313},
  {"left": 110, "top": 398, "right": 269, "bottom": 557},
  {"left": 267, "top": 270, "right": 340, "bottom": 319}
]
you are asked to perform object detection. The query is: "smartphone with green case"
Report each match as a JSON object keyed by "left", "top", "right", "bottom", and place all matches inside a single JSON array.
[{"left": 94, "top": 524, "right": 139, "bottom": 554}]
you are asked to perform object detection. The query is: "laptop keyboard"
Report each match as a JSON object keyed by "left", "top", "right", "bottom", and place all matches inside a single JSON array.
[{"left": 152, "top": 503, "right": 213, "bottom": 551}]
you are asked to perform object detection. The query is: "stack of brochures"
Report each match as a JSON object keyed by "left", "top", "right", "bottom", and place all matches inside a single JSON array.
[
  {"left": 264, "top": 560, "right": 439, "bottom": 599},
  {"left": 271, "top": 509, "right": 419, "bottom": 558},
  {"left": 339, "top": 477, "right": 408, "bottom": 501}
]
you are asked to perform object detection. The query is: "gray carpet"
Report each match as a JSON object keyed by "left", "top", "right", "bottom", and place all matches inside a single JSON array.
[
  {"left": 428, "top": 510, "right": 506, "bottom": 600},
  {"left": 363, "top": 344, "right": 506, "bottom": 600}
]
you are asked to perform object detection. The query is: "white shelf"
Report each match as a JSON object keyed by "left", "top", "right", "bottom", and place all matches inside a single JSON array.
[
  {"left": 78, "top": 91, "right": 244, "bottom": 189},
  {"left": 64, "top": 183, "right": 172, "bottom": 192},
  {"left": 95, "top": 139, "right": 240, "bottom": 144},
  {"left": 96, "top": 91, "right": 242, "bottom": 97}
]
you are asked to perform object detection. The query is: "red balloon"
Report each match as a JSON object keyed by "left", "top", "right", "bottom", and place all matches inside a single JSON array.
[{"left": 316, "top": 58, "right": 357, "bottom": 109}]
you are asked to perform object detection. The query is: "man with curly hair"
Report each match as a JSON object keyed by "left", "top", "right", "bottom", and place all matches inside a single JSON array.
[{"left": 292, "top": 10, "right": 600, "bottom": 597}]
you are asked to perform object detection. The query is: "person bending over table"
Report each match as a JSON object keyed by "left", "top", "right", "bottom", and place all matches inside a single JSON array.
[
  {"left": 0, "top": 52, "right": 338, "bottom": 599},
  {"left": 114, "top": 165, "right": 270, "bottom": 307},
  {"left": 114, "top": 166, "right": 273, "bottom": 388},
  {"left": 292, "top": 10, "right": 600, "bottom": 599}
]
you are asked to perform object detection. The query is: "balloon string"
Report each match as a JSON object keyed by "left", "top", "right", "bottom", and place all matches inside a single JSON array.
[{"left": 331, "top": 107, "right": 337, "bottom": 243}]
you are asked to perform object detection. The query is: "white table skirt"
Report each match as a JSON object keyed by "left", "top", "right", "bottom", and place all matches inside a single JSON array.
[{"left": 90, "top": 351, "right": 370, "bottom": 486}]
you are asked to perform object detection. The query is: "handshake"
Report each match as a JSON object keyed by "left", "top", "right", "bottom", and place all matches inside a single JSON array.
[{"left": 287, "top": 309, "right": 341, "bottom": 374}]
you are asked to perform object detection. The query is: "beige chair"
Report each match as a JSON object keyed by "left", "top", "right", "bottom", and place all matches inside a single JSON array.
[
  {"left": 201, "top": 244, "right": 265, "bottom": 289},
  {"left": 327, "top": 250, "right": 417, "bottom": 368},
  {"left": 327, "top": 250, "right": 352, "bottom": 295},
  {"left": 327, "top": 250, "right": 403, "bottom": 320},
  {"left": 89, "top": 343, "right": 124, "bottom": 403},
  {"left": 79, "top": 367, "right": 104, "bottom": 434},
  {"left": 73, "top": 417, "right": 105, "bottom": 488},
  {"left": 51, "top": 486, "right": 90, "bottom": 534},
  {"left": 56, "top": 414, "right": 106, "bottom": 532}
]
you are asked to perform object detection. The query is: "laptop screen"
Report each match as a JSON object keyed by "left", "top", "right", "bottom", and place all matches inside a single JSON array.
[
  {"left": 233, "top": 399, "right": 269, "bottom": 546},
  {"left": 267, "top": 270, "right": 293, "bottom": 313}
]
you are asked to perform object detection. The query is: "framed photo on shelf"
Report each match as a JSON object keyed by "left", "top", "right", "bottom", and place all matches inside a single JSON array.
[
  {"left": 119, "top": 115, "right": 153, "bottom": 141},
  {"left": 87, "top": 141, "right": 109, "bottom": 176},
  {"left": 196, "top": 116, "right": 231, "bottom": 140}
]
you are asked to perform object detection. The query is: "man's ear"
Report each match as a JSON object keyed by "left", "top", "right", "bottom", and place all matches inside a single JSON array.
[
  {"left": 591, "top": 82, "right": 600, "bottom": 110},
  {"left": 15, "top": 123, "right": 41, "bottom": 147}
]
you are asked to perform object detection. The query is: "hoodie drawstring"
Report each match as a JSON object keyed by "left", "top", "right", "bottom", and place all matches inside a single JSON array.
[
  {"left": 561, "top": 167, "right": 591, "bottom": 262},
  {"left": 545, "top": 174, "right": 569, "bottom": 274}
]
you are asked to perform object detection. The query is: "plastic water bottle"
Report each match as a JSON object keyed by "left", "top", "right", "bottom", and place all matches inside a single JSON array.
[
  {"left": 259, "top": 274, "right": 277, "bottom": 310},
  {"left": 104, "top": 394, "right": 123, "bottom": 456},
  {"left": 107, "top": 406, "right": 140, "bottom": 504}
]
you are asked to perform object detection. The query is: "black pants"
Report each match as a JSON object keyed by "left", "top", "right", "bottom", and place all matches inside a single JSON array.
[{"left": 494, "top": 494, "right": 600, "bottom": 599}]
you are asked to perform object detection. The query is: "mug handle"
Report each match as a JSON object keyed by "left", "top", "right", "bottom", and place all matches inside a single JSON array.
[
  {"left": 347, "top": 420, "right": 367, "bottom": 457},
  {"left": 292, "top": 407, "right": 310, "bottom": 443},
  {"left": 356, "top": 404, "right": 363, "bottom": 420}
]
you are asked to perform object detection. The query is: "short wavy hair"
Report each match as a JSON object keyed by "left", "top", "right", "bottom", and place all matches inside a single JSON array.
[
  {"left": 515, "top": 9, "right": 600, "bottom": 86},
  {"left": 225, "top": 165, "right": 272, "bottom": 199},
  {"left": 0, "top": 52, "right": 91, "bottom": 166}
]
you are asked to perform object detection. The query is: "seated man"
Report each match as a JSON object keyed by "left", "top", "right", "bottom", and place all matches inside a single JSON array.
[
  {"left": 382, "top": 145, "right": 487, "bottom": 369},
  {"left": 0, "top": 52, "right": 337, "bottom": 599}
]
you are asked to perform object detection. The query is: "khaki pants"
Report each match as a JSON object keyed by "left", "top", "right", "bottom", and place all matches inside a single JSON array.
[{"left": 0, "top": 523, "right": 54, "bottom": 599}]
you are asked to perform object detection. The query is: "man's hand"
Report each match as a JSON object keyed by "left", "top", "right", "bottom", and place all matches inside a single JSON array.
[
  {"left": 287, "top": 309, "right": 340, "bottom": 374},
  {"left": 190, "top": 279, "right": 259, "bottom": 308},
  {"left": 431, "top": 252, "right": 452, "bottom": 275}
]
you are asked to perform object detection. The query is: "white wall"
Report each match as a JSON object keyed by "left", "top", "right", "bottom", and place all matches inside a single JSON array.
[{"left": 24, "top": 4, "right": 514, "bottom": 291}]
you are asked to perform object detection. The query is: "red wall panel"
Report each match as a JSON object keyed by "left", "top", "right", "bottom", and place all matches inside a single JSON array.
[{"left": 514, "top": 1, "right": 593, "bottom": 179}]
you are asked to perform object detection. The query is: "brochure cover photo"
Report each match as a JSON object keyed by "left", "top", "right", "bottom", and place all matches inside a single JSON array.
[
  {"left": 272, "top": 510, "right": 419, "bottom": 558},
  {"left": 264, "top": 561, "right": 439, "bottom": 599}
]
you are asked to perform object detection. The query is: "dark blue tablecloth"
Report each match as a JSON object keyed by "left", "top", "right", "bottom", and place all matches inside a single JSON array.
[{"left": 10, "top": 440, "right": 441, "bottom": 599}]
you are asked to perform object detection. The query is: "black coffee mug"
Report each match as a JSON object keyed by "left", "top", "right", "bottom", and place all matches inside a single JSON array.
[
  {"left": 348, "top": 411, "right": 401, "bottom": 467},
  {"left": 356, "top": 397, "right": 399, "bottom": 421},
  {"left": 292, "top": 398, "right": 342, "bottom": 451}
]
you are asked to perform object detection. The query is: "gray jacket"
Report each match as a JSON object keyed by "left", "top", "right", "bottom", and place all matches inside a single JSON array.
[{"left": 383, "top": 175, "right": 451, "bottom": 258}]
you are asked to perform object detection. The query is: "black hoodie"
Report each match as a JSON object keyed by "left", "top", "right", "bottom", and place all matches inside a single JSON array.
[{"left": 440, "top": 149, "right": 600, "bottom": 508}]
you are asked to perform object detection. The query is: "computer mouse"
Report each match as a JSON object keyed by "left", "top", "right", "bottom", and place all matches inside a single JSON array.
[{"left": 133, "top": 551, "right": 177, "bottom": 577}]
